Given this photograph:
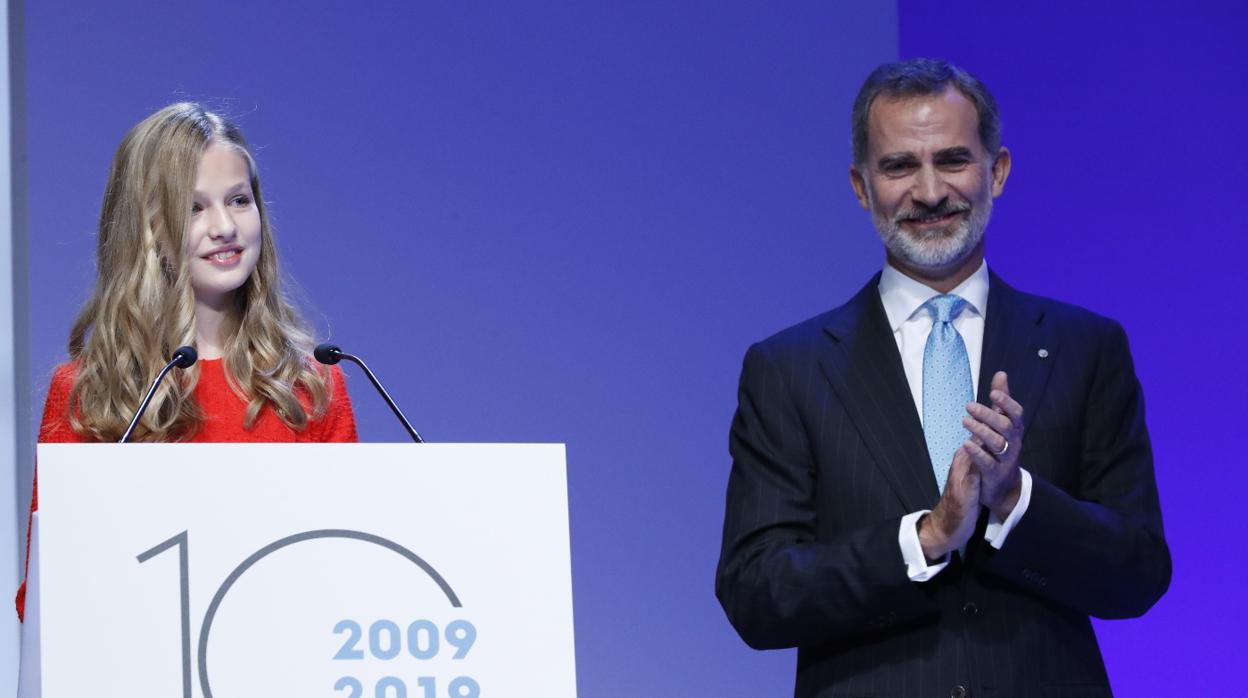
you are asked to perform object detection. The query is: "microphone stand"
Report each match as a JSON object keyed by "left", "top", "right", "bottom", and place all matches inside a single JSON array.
[
  {"left": 315, "top": 344, "right": 424, "bottom": 443},
  {"left": 120, "top": 346, "right": 198, "bottom": 443}
]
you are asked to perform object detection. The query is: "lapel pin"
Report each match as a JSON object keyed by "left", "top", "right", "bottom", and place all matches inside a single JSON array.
[{"left": 1037, "top": 348, "right": 1049, "bottom": 359}]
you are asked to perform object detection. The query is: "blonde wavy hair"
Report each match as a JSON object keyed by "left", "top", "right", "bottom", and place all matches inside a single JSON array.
[{"left": 66, "top": 102, "right": 331, "bottom": 441}]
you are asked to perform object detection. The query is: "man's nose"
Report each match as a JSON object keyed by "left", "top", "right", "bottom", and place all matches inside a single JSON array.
[{"left": 911, "top": 165, "right": 950, "bottom": 207}]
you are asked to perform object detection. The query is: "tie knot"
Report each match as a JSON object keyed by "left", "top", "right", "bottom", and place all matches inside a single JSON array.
[{"left": 924, "top": 294, "right": 968, "bottom": 324}]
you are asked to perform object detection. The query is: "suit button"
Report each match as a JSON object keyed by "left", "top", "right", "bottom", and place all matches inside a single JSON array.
[
  {"left": 962, "top": 602, "right": 979, "bottom": 618},
  {"left": 951, "top": 685, "right": 969, "bottom": 698}
]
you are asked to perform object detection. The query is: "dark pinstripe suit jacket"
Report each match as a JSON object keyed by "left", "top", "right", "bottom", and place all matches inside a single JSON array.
[{"left": 716, "top": 272, "right": 1170, "bottom": 698}]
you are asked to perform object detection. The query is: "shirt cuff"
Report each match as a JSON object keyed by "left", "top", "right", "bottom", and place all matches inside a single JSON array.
[
  {"left": 984, "top": 468, "right": 1033, "bottom": 549},
  {"left": 899, "top": 510, "right": 949, "bottom": 582}
]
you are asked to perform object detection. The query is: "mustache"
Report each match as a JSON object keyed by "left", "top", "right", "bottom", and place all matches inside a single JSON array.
[{"left": 895, "top": 201, "right": 970, "bottom": 223}]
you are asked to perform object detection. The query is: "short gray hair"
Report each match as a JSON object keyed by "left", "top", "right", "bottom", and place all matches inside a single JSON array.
[{"left": 851, "top": 58, "right": 1002, "bottom": 165}]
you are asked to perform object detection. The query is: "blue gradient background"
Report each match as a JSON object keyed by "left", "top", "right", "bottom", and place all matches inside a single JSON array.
[{"left": 19, "top": 2, "right": 1242, "bottom": 695}]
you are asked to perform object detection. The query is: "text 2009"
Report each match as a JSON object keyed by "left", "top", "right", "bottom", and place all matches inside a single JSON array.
[{"left": 333, "top": 619, "right": 479, "bottom": 698}]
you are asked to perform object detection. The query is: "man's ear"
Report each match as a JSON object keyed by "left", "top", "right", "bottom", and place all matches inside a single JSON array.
[
  {"left": 849, "top": 164, "right": 871, "bottom": 210},
  {"left": 991, "top": 147, "right": 1011, "bottom": 198}
]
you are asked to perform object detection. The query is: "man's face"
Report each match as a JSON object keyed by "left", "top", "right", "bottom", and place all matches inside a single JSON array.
[{"left": 849, "top": 89, "right": 1010, "bottom": 279}]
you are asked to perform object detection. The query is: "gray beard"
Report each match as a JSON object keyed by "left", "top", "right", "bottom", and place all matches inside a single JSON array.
[{"left": 872, "top": 198, "right": 992, "bottom": 271}]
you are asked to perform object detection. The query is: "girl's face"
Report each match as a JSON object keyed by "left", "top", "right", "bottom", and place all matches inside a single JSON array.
[{"left": 186, "top": 141, "right": 262, "bottom": 310}]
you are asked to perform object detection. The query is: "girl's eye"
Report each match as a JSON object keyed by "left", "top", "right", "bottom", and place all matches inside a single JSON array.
[
  {"left": 191, "top": 203, "right": 203, "bottom": 214},
  {"left": 231, "top": 196, "right": 252, "bottom": 206}
]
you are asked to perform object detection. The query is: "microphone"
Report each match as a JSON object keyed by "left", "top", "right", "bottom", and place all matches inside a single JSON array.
[
  {"left": 315, "top": 343, "right": 424, "bottom": 443},
  {"left": 120, "top": 345, "right": 198, "bottom": 443}
]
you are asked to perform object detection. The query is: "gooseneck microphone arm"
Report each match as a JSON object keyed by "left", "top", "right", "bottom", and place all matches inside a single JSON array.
[
  {"left": 120, "top": 346, "right": 199, "bottom": 443},
  {"left": 314, "top": 344, "right": 424, "bottom": 443}
]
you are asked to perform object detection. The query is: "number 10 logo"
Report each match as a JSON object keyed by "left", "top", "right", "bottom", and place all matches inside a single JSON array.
[{"left": 138, "top": 528, "right": 477, "bottom": 698}]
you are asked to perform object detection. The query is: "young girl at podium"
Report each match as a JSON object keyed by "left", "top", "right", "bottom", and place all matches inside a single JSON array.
[{"left": 16, "top": 103, "right": 358, "bottom": 619}]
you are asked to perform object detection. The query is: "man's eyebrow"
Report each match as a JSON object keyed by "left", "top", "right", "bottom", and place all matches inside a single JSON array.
[
  {"left": 876, "top": 153, "right": 918, "bottom": 169},
  {"left": 933, "top": 146, "right": 974, "bottom": 160}
]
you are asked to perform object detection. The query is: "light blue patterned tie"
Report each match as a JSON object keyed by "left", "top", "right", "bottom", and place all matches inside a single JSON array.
[{"left": 922, "top": 294, "right": 974, "bottom": 493}]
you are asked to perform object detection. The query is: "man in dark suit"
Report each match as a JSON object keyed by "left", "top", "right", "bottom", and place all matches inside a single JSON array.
[{"left": 715, "top": 58, "right": 1170, "bottom": 697}]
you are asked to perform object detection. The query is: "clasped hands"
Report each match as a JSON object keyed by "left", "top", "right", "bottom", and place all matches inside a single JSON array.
[{"left": 918, "top": 371, "right": 1024, "bottom": 562}]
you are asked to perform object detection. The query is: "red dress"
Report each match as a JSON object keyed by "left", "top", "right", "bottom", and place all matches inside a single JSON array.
[{"left": 16, "top": 358, "right": 358, "bottom": 619}]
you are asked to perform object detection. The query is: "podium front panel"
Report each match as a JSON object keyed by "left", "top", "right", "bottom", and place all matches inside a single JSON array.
[{"left": 36, "top": 443, "right": 576, "bottom": 697}]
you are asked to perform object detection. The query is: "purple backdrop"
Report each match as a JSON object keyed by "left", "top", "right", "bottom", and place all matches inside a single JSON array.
[
  {"left": 19, "top": 1, "right": 1238, "bottom": 694},
  {"left": 899, "top": 1, "right": 1247, "bottom": 695}
]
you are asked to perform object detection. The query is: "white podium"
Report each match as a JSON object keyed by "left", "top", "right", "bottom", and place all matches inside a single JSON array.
[{"left": 21, "top": 443, "right": 577, "bottom": 697}]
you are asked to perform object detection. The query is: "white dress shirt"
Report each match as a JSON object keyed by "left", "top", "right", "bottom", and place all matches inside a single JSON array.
[{"left": 876, "top": 261, "right": 1033, "bottom": 581}]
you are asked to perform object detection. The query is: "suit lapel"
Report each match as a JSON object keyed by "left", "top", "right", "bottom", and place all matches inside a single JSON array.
[
  {"left": 978, "top": 272, "right": 1057, "bottom": 441},
  {"left": 818, "top": 278, "right": 939, "bottom": 512},
  {"left": 815, "top": 271, "right": 1060, "bottom": 512}
]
